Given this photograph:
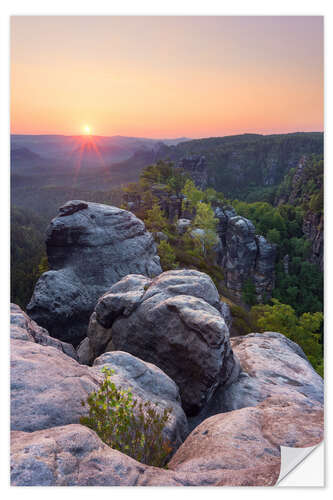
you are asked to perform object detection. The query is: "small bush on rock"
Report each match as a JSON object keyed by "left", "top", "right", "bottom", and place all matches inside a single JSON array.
[{"left": 80, "top": 367, "right": 173, "bottom": 467}]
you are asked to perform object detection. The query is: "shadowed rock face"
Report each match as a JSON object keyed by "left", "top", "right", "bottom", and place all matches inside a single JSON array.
[
  {"left": 27, "top": 200, "right": 162, "bottom": 346},
  {"left": 215, "top": 208, "right": 276, "bottom": 302},
  {"left": 87, "top": 270, "right": 239, "bottom": 416}
]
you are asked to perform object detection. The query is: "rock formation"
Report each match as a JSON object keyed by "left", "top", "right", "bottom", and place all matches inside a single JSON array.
[
  {"left": 10, "top": 306, "right": 187, "bottom": 448},
  {"left": 168, "top": 394, "right": 323, "bottom": 483},
  {"left": 86, "top": 270, "right": 239, "bottom": 415},
  {"left": 188, "top": 331, "right": 324, "bottom": 429},
  {"left": 215, "top": 207, "right": 276, "bottom": 301},
  {"left": 10, "top": 304, "right": 324, "bottom": 486},
  {"left": 27, "top": 200, "right": 162, "bottom": 346},
  {"left": 11, "top": 392, "right": 323, "bottom": 486}
]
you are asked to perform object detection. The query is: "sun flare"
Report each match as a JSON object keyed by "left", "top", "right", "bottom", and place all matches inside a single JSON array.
[{"left": 83, "top": 125, "right": 91, "bottom": 135}]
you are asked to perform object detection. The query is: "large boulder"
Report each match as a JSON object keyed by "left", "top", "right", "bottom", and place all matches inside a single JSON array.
[
  {"left": 26, "top": 200, "right": 161, "bottom": 346},
  {"left": 10, "top": 306, "right": 187, "bottom": 448},
  {"left": 188, "top": 331, "right": 324, "bottom": 428},
  {"left": 87, "top": 270, "right": 239, "bottom": 415}
]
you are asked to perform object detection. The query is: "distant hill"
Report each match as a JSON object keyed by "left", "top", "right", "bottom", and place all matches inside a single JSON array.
[
  {"left": 10, "top": 131, "right": 323, "bottom": 220},
  {"left": 10, "top": 147, "right": 43, "bottom": 163},
  {"left": 153, "top": 132, "right": 324, "bottom": 199},
  {"left": 10, "top": 134, "right": 190, "bottom": 162}
]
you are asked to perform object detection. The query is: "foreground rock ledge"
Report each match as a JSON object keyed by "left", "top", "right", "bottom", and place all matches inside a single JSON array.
[
  {"left": 27, "top": 200, "right": 162, "bottom": 346},
  {"left": 11, "top": 393, "right": 323, "bottom": 486},
  {"left": 10, "top": 305, "right": 324, "bottom": 486}
]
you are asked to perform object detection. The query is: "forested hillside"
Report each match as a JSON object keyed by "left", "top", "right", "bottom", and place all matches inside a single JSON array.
[{"left": 11, "top": 134, "right": 324, "bottom": 374}]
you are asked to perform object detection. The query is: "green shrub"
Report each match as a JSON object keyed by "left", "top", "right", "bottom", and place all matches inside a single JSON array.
[
  {"left": 80, "top": 367, "right": 173, "bottom": 467},
  {"left": 158, "top": 240, "right": 178, "bottom": 270},
  {"left": 250, "top": 299, "right": 323, "bottom": 375},
  {"left": 230, "top": 304, "right": 253, "bottom": 335}
]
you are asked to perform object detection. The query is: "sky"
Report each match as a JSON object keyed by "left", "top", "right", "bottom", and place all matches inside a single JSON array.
[{"left": 11, "top": 16, "right": 323, "bottom": 138}]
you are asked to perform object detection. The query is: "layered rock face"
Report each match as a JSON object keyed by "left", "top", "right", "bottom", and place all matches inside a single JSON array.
[
  {"left": 215, "top": 207, "right": 276, "bottom": 301},
  {"left": 86, "top": 270, "right": 239, "bottom": 415},
  {"left": 27, "top": 200, "right": 162, "bottom": 346}
]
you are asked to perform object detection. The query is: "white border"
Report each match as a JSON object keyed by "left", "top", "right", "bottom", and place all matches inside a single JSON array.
[{"left": 1, "top": 0, "right": 331, "bottom": 497}]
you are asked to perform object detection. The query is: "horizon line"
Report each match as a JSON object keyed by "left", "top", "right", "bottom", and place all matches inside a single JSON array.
[{"left": 10, "top": 131, "right": 324, "bottom": 141}]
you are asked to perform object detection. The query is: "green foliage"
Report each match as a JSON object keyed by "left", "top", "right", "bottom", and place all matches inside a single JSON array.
[
  {"left": 144, "top": 203, "right": 168, "bottom": 233},
  {"left": 192, "top": 202, "right": 219, "bottom": 256},
  {"left": 229, "top": 303, "right": 253, "bottom": 336},
  {"left": 266, "top": 228, "right": 280, "bottom": 245},
  {"left": 182, "top": 179, "right": 203, "bottom": 209},
  {"left": 80, "top": 367, "right": 173, "bottom": 467},
  {"left": 38, "top": 255, "right": 49, "bottom": 275},
  {"left": 157, "top": 133, "right": 322, "bottom": 199},
  {"left": 11, "top": 206, "right": 48, "bottom": 308},
  {"left": 158, "top": 240, "right": 178, "bottom": 270},
  {"left": 241, "top": 278, "right": 257, "bottom": 306},
  {"left": 250, "top": 299, "right": 323, "bottom": 376},
  {"left": 232, "top": 198, "right": 323, "bottom": 316},
  {"left": 277, "top": 154, "right": 323, "bottom": 215}
]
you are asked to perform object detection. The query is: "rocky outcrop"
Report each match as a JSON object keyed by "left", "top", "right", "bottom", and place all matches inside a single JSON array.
[
  {"left": 86, "top": 270, "right": 239, "bottom": 415},
  {"left": 10, "top": 306, "right": 187, "bottom": 448},
  {"left": 188, "top": 332, "right": 324, "bottom": 428},
  {"left": 11, "top": 392, "right": 323, "bottom": 486},
  {"left": 27, "top": 200, "right": 162, "bottom": 346},
  {"left": 215, "top": 207, "right": 276, "bottom": 301},
  {"left": 10, "top": 304, "right": 324, "bottom": 487}
]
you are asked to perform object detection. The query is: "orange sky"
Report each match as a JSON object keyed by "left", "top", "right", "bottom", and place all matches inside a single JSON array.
[{"left": 11, "top": 16, "right": 323, "bottom": 138}]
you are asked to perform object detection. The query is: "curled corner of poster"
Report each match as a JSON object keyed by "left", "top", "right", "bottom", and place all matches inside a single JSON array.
[{"left": 277, "top": 441, "right": 324, "bottom": 487}]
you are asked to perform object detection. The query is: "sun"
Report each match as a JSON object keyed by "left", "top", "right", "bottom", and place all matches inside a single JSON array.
[{"left": 83, "top": 125, "right": 92, "bottom": 135}]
